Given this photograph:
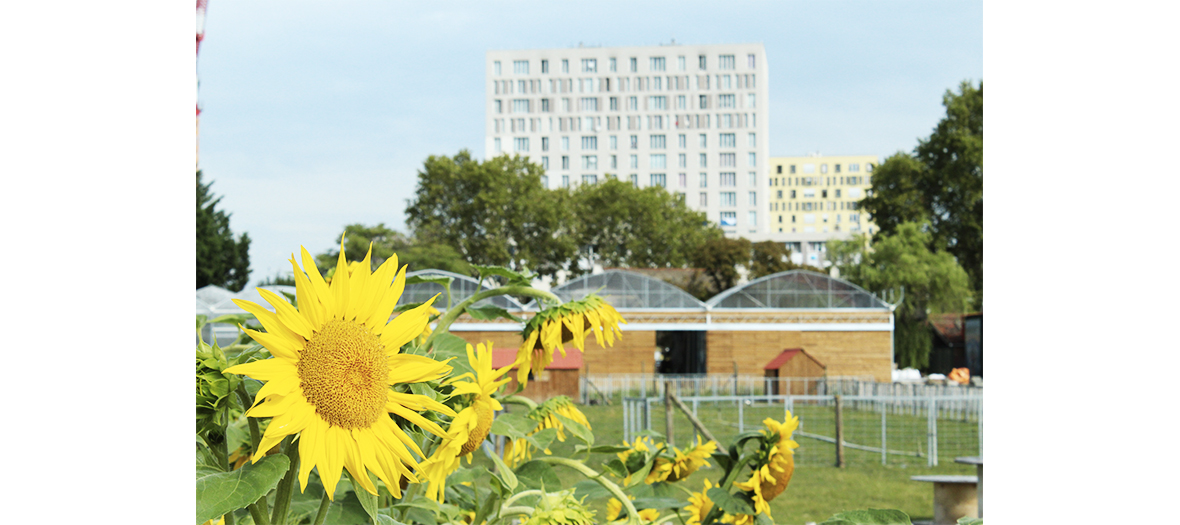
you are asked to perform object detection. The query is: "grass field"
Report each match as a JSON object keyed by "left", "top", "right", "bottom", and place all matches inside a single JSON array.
[{"left": 470, "top": 402, "right": 978, "bottom": 525}]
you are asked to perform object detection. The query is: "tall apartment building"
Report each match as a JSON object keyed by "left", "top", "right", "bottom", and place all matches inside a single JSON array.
[
  {"left": 486, "top": 44, "right": 769, "bottom": 237},
  {"left": 751, "top": 154, "right": 879, "bottom": 267}
]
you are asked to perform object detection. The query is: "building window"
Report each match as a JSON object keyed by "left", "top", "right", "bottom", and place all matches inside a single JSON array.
[
  {"left": 720, "top": 192, "right": 736, "bottom": 207},
  {"left": 678, "top": 55, "right": 686, "bottom": 71},
  {"left": 719, "top": 54, "right": 735, "bottom": 70},
  {"left": 630, "top": 154, "right": 638, "bottom": 168},
  {"left": 494, "top": 61, "right": 501, "bottom": 75},
  {"left": 749, "top": 191, "right": 757, "bottom": 205},
  {"left": 650, "top": 56, "right": 666, "bottom": 71},
  {"left": 561, "top": 155, "right": 569, "bottom": 170},
  {"left": 651, "top": 173, "right": 666, "bottom": 187},
  {"left": 609, "top": 57, "right": 617, "bottom": 72},
  {"left": 514, "top": 60, "right": 529, "bottom": 75},
  {"left": 628, "top": 96, "right": 638, "bottom": 110},
  {"left": 561, "top": 136, "right": 570, "bottom": 150},
  {"left": 790, "top": 165, "right": 797, "bottom": 174},
  {"left": 748, "top": 211, "right": 757, "bottom": 226},
  {"left": 650, "top": 134, "right": 666, "bottom": 149},
  {"left": 748, "top": 152, "right": 757, "bottom": 166},
  {"left": 678, "top": 153, "right": 687, "bottom": 168},
  {"left": 867, "top": 163, "right": 874, "bottom": 172},
  {"left": 610, "top": 154, "right": 617, "bottom": 169},
  {"left": 749, "top": 172, "right": 757, "bottom": 186},
  {"left": 514, "top": 137, "right": 529, "bottom": 152},
  {"left": 610, "top": 135, "right": 618, "bottom": 149},
  {"left": 835, "top": 163, "right": 842, "bottom": 173},
  {"left": 719, "top": 94, "right": 735, "bottom": 108},
  {"left": 630, "top": 57, "right": 638, "bottom": 72},
  {"left": 494, "top": 100, "right": 502, "bottom": 114},
  {"left": 582, "top": 136, "right": 597, "bottom": 150},
  {"left": 541, "top": 137, "right": 549, "bottom": 151},
  {"left": 719, "top": 133, "right": 736, "bottom": 148},
  {"left": 677, "top": 172, "right": 688, "bottom": 187},
  {"left": 849, "top": 163, "right": 860, "bottom": 172},
  {"left": 776, "top": 189, "right": 782, "bottom": 199},
  {"left": 699, "top": 95, "right": 708, "bottom": 109},
  {"left": 561, "top": 59, "right": 569, "bottom": 73},
  {"left": 609, "top": 97, "right": 618, "bottom": 111},
  {"left": 582, "top": 58, "right": 597, "bottom": 73},
  {"left": 650, "top": 96, "right": 667, "bottom": 110},
  {"left": 747, "top": 54, "right": 756, "bottom": 68},
  {"left": 541, "top": 174, "right": 549, "bottom": 187},
  {"left": 803, "top": 164, "right": 815, "bottom": 174},
  {"left": 541, "top": 59, "right": 549, "bottom": 74},
  {"left": 629, "top": 174, "right": 639, "bottom": 187},
  {"left": 562, "top": 174, "right": 570, "bottom": 187},
  {"left": 541, "top": 99, "right": 550, "bottom": 112},
  {"left": 582, "top": 155, "right": 597, "bottom": 170},
  {"left": 699, "top": 133, "right": 707, "bottom": 147},
  {"left": 698, "top": 55, "right": 707, "bottom": 70},
  {"left": 562, "top": 98, "right": 571, "bottom": 112},
  {"left": 748, "top": 93, "right": 756, "bottom": 108},
  {"left": 699, "top": 153, "right": 707, "bottom": 167},
  {"left": 748, "top": 132, "right": 756, "bottom": 148},
  {"left": 513, "top": 99, "right": 530, "bottom": 113},
  {"left": 719, "top": 153, "right": 736, "bottom": 167},
  {"left": 835, "top": 189, "right": 842, "bottom": 198},
  {"left": 676, "top": 94, "right": 686, "bottom": 110},
  {"left": 650, "top": 154, "right": 666, "bottom": 169},
  {"left": 820, "top": 164, "right": 829, "bottom": 174},
  {"left": 494, "top": 137, "right": 501, "bottom": 152},
  {"left": 582, "top": 174, "right": 597, "bottom": 185},
  {"left": 720, "top": 211, "right": 736, "bottom": 227},
  {"left": 630, "top": 135, "right": 638, "bottom": 149},
  {"left": 776, "top": 165, "right": 782, "bottom": 175},
  {"left": 699, "top": 172, "right": 708, "bottom": 188},
  {"left": 699, "top": 192, "right": 707, "bottom": 206},
  {"left": 720, "top": 172, "right": 736, "bottom": 186}
]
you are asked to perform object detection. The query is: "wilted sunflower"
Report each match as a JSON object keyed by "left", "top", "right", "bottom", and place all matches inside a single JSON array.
[
  {"left": 504, "top": 396, "right": 593, "bottom": 466},
  {"left": 666, "top": 436, "right": 718, "bottom": 482},
  {"left": 521, "top": 490, "right": 596, "bottom": 525},
  {"left": 420, "top": 341, "right": 512, "bottom": 502},
  {"left": 223, "top": 243, "right": 457, "bottom": 499},
  {"left": 733, "top": 413, "right": 800, "bottom": 516},
  {"left": 685, "top": 478, "right": 731, "bottom": 525},
  {"left": 612, "top": 436, "right": 674, "bottom": 484},
  {"left": 515, "top": 295, "right": 625, "bottom": 386}
]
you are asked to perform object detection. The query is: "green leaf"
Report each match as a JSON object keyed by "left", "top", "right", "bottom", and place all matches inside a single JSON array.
[
  {"left": 571, "top": 479, "right": 612, "bottom": 501},
  {"left": 430, "top": 333, "right": 475, "bottom": 378},
  {"left": 555, "top": 413, "right": 593, "bottom": 447},
  {"left": 707, "top": 487, "right": 756, "bottom": 516},
  {"left": 818, "top": 509, "right": 913, "bottom": 525},
  {"left": 489, "top": 413, "right": 539, "bottom": 440},
  {"left": 393, "top": 301, "right": 425, "bottom": 313},
  {"left": 524, "top": 427, "right": 558, "bottom": 453},
  {"left": 514, "top": 460, "right": 561, "bottom": 491},
  {"left": 322, "top": 490, "right": 374, "bottom": 525},
  {"left": 601, "top": 458, "right": 628, "bottom": 479},
  {"left": 957, "top": 518, "right": 983, "bottom": 525},
  {"left": 346, "top": 470, "right": 381, "bottom": 523},
  {"left": 210, "top": 313, "right": 253, "bottom": 326},
  {"left": 195, "top": 454, "right": 290, "bottom": 525},
  {"left": 465, "top": 304, "right": 524, "bottom": 323},
  {"left": 575, "top": 444, "right": 633, "bottom": 454},
  {"left": 472, "top": 264, "right": 536, "bottom": 287},
  {"left": 482, "top": 441, "right": 518, "bottom": 491}
]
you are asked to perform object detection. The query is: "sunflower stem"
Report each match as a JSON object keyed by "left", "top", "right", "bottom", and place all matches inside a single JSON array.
[
  {"left": 247, "top": 497, "right": 271, "bottom": 525},
  {"left": 427, "top": 286, "right": 562, "bottom": 350},
  {"left": 270, "top": 436, "right": 300, "bottom": 525},
  {"left": 699, "top": 453, "right": 757, "bottom": 525},
  {"left": 502, "top": 489, "right": 543, "bottom": 508},
  {"left": 235, "top": 383, "right": 262, "bottom": 454},
  {"left": 536, "top": 456, "right": 640, "bottom": 524},
  {"left": 311, "top": 491, "right": 331, "bottom": 525},
  {"left": 501, "top": 395, "right": 538, "bottom": 411}
]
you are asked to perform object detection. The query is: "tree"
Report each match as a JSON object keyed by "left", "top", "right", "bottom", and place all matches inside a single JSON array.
[
  {"left": 861, "top": 81, "right": 983, "bottom": 302},
  {"left": 570, "top": 178, "right": 721, "bottom": 273},
  {"left": 196, "top": 171, "right": 251, "bottom": 291},
  {"left": 314, "top": 223, "right": 471, "bottom": 276},
  {"left": 828, "top": 221, "right": 973, "bottom": 369},
  {"left": 748, "top": 241, "right": 793, "bottom": 279},
  {"left": 405, "top": 151, "right": 577, "bottom": 280},
  {"left": 692, "top": 237, "right": 751, "bottom": 292}
]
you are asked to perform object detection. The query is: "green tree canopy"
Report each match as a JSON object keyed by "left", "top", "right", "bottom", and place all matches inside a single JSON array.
[
  {"left": 313, "top": 223, "right": 472, "bottom": 276},
  {"left": 692, "top": 237, "right": 752, "bottom": 293},
  {"left": 196, "top": 170, "right": 251, "bottom": 292},
  {"left": 749, "top": 240, "right": 794, "bottom": 279},
  {"left": 569, "top": 177, "right": 721, "bottom": 273},
  {"left": 861, "top": 80, "right": 983, "bottom": 302},
  {"left": 405, "top": 151, "right": 577, "bottom": 280},
  {"left": 828, "top": 221, "right": 973, "bottom": 369}
]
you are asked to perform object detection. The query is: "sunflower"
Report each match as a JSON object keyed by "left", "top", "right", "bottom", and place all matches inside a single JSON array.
[
  {"left": 223, "top": 243, "right": 458, "bottom": 499},
  {"left": 613, "top": 436, "right": 673, "bottom": 484},
  {"left": 414, "top": 304, "right": 442, "bottom": 346},
  {"left": 515, "top": 295, "right": 625, "bottom": 386},
  {"left": 733, "top": 413, "right": 800, "bottom": 516},
  {"left": 606, "top": 496, "right": 660, "bottom": 523},
  {"left": 503, "top": 396, "right": 593, "bottom": 467},
  {"left": 666, "top": 436, "right": 718, "bottom": 482},
  {"left": 420, "top": 341, "right": 512, "bottom": 502},
  {"left": 521, "top": 490, "right": 596, "bottom": 525}
]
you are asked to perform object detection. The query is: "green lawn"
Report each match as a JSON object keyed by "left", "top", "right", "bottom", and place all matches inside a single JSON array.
[{"left": 474, "top": 402, "right": 978, "bottom": 525}]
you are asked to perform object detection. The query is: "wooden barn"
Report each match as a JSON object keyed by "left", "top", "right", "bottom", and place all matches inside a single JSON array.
[
  {"left": 763, "top": 348, "right": 826, "bottom": 395},
  {"left": 490, "top": 347, "right": 582, "bottom": 403}
]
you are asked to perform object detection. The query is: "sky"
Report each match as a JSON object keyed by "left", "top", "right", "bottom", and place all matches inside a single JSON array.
[{"left": 196, "top": 0, "right": 982, "bottom": 285}]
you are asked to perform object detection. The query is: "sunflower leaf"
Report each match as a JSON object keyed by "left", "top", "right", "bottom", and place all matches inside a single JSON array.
[
  {"left": 525, "top": 427, "right": 559, "bottom": 453},
  {"left": 195, "top": 454, "right": 290, "bottom": 525},
  {"left": 707, "top": 487, "right": 756, "bottom": 516},
  {"left": 514, "top": 460, "right": 561, "bottom": 491},
  {"left": 490, "top": 413, "right": 539, "bottom": 440},
  {"left": 554, "top": 414, "right": 593, "bottom": 447},
  {"left": 482, "top": 441, "right": 519, "bottom": 490},
  {"left": 818, "top": 509, "right": 913, "bottom": 525},
  {"left": 393, "top": 301, "right": 425, "bottom": 313},
  {"left": 956, "top": 518, "right": 983, "bottom": 525},
  {"left": 346, "top": 470, "right": 381, "bottom": 523},
  {"left": 405, "top": 275, "right": 454, "bottom": 287},
  {"left": 430, "top": 333, "right": 476, "bottom": 379},
  {"left": 465, "top": 304, "right": 524, "bottom": 323},
  {"left": 632, "top": 497, "right": 685, "bottom": 510},
  {"left": 571, "top": 479, "right": 612, "bottom": 501},
  {"left": 601, "top": 458, "right": 628, "bottom": 479},
  {"left": 575, "top": 444, "right": 633, "bottom": 454},
  {"left": 471, "top": 264, "right": 536, "bottom": 287}
]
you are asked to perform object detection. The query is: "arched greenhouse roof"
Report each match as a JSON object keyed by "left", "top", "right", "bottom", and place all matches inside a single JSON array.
[
  {"left": 196, "top": 284, "right": 298, "bottom": 318},
  {"left": 705, "top": 270, "right": 892, "bottom": 309},
  {"left": 398, "top": 269, "right": 527, "bottom": 310},
  {"left": 542, "top": 269, "right": 707, "bottom": 309}
]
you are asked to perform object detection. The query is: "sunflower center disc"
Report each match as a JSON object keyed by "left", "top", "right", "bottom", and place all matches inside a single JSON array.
[{"left": 298, "top": 319, "right": 388, "bottom": 429}]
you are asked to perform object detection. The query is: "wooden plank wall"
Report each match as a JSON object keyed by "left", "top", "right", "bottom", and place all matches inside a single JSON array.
[{"left": 707, "top": 331, "right": 891, "bottom": 382}]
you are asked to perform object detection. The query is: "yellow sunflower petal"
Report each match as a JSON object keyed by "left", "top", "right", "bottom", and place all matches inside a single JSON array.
[
  {"left": 257, "top": 288, "right": 315, "bottom": 340},
  {"left": 289, "top": 255, "right": 324, "bottom": 330},
  {"left": 362, "top": 257, "right": 404, "bottom": 332},
  {"left": 379, "top": 295, "right": 439, "bottom": 352},
  {"left": 300, "top": 246, "right": 336, "bottom": 315},
  {"left": 387, "top": 354, "right": 454, "bottom": 384},
  {"left": 224, "top": 358, "right": 297, "bottom": 382}
]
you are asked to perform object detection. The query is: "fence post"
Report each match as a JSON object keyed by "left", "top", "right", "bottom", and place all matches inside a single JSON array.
[
  {"left": 664, "top": 381, "right": 675, "bottom": 447},
  {"left": 927, "top": 397, "right": 938, "bottom": 467},
  {"left": 738, "top": 397, "right": 745, "bottom": 433},
  {"left": 835, "top": 394, "right": 846, "bottom": 468},
  {"left": 881, "top": 399, "right": 888, "bottom": 465}
]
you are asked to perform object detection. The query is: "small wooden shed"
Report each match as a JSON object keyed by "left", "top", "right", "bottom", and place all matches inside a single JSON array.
[
  {"left": 492, "top": 347, "right": 583, "bottom": 403},
  {"left": 763, "top": 348, "right": 827, "bottom": 395}
]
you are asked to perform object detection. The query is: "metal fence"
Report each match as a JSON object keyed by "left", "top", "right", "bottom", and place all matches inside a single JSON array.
[{"left": 621, "top": 393, "right": 981, "bottom": 467}]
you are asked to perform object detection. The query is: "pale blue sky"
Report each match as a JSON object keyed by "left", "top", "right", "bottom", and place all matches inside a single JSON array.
[{"left": 196, "top": 0, "right": 982, "bottom": 284}]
